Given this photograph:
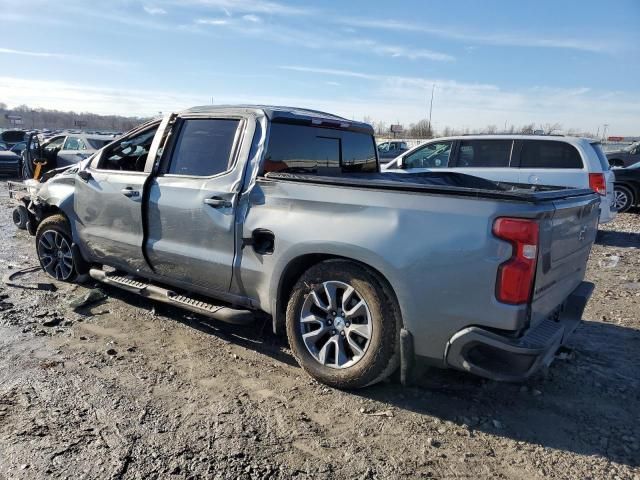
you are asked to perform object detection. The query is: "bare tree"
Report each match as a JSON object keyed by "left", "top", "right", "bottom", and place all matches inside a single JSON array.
[
  {"left": 520, "top": 123, "right": 536, "bottom": 134},
  {"left": 540, "top": 123, "right": 562, "bottom": 135}
]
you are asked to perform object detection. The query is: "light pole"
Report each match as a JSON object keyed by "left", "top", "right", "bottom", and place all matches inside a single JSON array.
[{"left": 428, "top": 84, "right": 435, "bottom": 136}]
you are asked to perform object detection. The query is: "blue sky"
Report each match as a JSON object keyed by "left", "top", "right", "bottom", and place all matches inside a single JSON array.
[{"left": 0, "top": 0, "right": 639, "bottom": 134}]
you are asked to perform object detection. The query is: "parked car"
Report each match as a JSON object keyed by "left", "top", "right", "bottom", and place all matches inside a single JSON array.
[
  {"left": 23, "top": 106, "right": 598, "bottom": 389},
  {"left": 383, "top": 135, "right": 616, "bottom": 224},
  {"left": 21, "top": 132, "right": 116, "bottom": 179},
  {"left": 377, "top": 140, "right": 409, "bottom": 162},
  {"left": 612, "top": 162, "right": 640, "bottom": 212},
  {"left": 0, "top": 129, "right": 26, "bottom": 148},
  {"left": 0, "top": 147, "right": 21, "bottom": 176},
  {"left": 606, "top": 141, "right": 640, "bottom": 168}
]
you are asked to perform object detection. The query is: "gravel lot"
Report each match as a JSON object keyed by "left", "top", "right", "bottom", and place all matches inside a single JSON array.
[{"left": 0, "top": 179, "right": 638, "bottom": 480}]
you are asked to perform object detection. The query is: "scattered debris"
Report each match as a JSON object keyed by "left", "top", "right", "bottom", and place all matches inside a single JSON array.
[
  {"left": 68, "top": 289, "right": 107, "bottom": 310},
  {"left": 106, "top": 348, "right": 118, "bottom": 356},
  {"left": 42, "top": 318, "right": 62, "bottom": 327},
  {"left": 3, "top": 266, "right": 57, "bottom": 291}
]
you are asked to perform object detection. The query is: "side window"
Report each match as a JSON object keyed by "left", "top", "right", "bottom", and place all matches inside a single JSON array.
[
  {"left": 98, "top": 125, "right": 159, "bottom": 172},
  {"left": 167, "top": 119, "right": 240, "bottom": 177},
  {"left": 403, "top": 141, "right": 452, "bottom": 169},
  {"left": 63, "top": 137, "right": 81, "bottom": 150},
  {"left": 519, "top": 141, "right": 582, "bottom": 169},
  {"left": 44, "top": 136, "right": 65, "bottom": 152},
  {"left": 457, "top": 140, "right": 512, "bottom": 168},
  {"left": 263, "top": 123, "right": 340, "bottom": 174},
  {"left": 262, "top": 123, "right": 376, "bottom": 175},
  {"left": 377, "top": 142, "right": 389, "bottom": 152},
  {"left": 341, "top": 131, "right": 377, "bottom": 173}
]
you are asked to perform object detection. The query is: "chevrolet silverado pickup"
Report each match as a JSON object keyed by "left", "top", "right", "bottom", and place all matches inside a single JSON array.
[{"left": 25, "top": 105, "right": 598, "bottom": 389}]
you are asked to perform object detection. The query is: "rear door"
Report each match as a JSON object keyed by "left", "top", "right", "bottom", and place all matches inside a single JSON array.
[
  {"left": 74, "top": 121, "right": 162, "bottom": 272},
  {"left": 514, "top": 140, "right": 587, "bottom": 188},
  {"left": 448, "top": 139, "right": 520, "bottom": 183},
  {"left": 145, "top": 116, "right": 246, "bottom": 294}
]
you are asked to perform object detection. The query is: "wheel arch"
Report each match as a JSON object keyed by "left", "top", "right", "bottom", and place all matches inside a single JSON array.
[{"left": 272, "top": 252, "right": 402, "bottom": 334}]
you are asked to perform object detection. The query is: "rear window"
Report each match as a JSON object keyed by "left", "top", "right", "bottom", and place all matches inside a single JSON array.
[
  {"left": 519, "top": 140, "right": 583, "bottom": 169},
  {"left": 589, "top": 142, "right": 611, "bottom": 171},
  {"left": 457, "top": 140, "right": 512, "bottom": 168},
  {"left": 263, "top": 123, "right": 377, "bottom": 175}
]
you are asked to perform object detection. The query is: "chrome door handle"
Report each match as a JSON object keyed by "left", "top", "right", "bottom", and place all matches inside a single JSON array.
[
  {"left": 121, "top": 188, "right": 140, "bottom": 198},
  {"left": 204, "top": 197, "right": 232, "bottom": 208}
]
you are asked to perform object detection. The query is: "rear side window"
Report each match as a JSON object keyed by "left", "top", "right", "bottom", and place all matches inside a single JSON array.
[
  {"left": 589, "top": 142, "right": 610, "bottom": 171},
  {"left": 263, "top": 123, "right": 376, "bottom": 175},
  {"left": 457, "top": 140, "right": 512, "bottom": 168},
  {"left": 168, "top": 119, "right": 239, "bottom": 177},
  {"left": 519, "top": 141, "right": 583, "bottom": 169}
]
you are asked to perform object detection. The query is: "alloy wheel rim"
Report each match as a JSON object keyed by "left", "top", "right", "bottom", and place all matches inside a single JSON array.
[
  {"left": 613, "top": 190, "right": 628, "bottom": 210},
  {"left": 38, "top": 230, "right": 74, "bottom": 281},
  {"left": 300, "top": 280, "right": 372, "bottom": 369}
]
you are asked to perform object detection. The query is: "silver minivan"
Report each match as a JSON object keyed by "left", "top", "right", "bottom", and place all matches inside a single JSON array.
[{"left": 383, "top": 134, "right": 616, "bottom": 223}]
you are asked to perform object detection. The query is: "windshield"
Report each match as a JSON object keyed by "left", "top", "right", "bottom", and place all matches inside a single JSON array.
[{"left": 625, "top": 142, "right": 639, "bottom": 152}]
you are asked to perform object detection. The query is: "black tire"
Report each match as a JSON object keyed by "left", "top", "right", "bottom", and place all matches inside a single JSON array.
[
  {"left": 613, "top": 185, "right": 634, "bottom": 213},
  {"left": 12, "top": 205, "right": 28, "bottom": 230},
  {"left": 35, "top": 214, "right": 82, "bottom": 282},
  {"left": 286, "top": 260, "right": 401, "bottom": 389}
]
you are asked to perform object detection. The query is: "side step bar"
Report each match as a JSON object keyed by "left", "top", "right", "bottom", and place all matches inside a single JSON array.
[{"left": 89, "top": 268, "right": 254, "bottom": 325}]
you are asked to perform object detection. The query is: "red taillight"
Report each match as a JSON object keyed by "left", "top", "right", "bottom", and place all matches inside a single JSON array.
[
  {"left": 493, "top": 218, "right": 539, "bottom": 305},
  {"left": 589, "top": 173, "right": 607, "bottom": 196}
]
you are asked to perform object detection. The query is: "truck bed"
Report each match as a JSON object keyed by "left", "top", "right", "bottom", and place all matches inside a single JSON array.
[{"left": 265, "top": 171, "right": 596, "bottom": 203}]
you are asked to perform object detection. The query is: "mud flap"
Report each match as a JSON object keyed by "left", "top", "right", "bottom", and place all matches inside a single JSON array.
[{"left": 400, "top": 328, "right": 415, "bottom": 386}]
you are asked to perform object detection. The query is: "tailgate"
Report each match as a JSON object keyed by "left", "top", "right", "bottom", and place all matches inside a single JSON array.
[{"left": 530, "top": 194, "right": 599, "bottom": 325}]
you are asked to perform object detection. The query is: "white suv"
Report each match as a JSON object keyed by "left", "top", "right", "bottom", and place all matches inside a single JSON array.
[{"left": 383, "top": 135, "right": 616, "bottom": 223}]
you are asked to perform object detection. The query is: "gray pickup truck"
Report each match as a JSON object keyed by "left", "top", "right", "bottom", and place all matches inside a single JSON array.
[{"left": 25, "top": 105, "right": 599, "bottom": 389}]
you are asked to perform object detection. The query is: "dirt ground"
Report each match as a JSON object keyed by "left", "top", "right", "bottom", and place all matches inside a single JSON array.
[{"left": 0, "top": 179, "right": 638, "bottom": 480}]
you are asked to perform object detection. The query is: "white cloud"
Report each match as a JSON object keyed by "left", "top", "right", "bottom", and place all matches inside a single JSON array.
[
  {"left": 339, "top": 18, "right": 618, "bottom": 54},
  {"left": 242, "top": 14, "right": 261, "bottom": 23},
  {"left": 278, "top": 66, "right": 640, "bottom": 135},
  {"left": 185, "top": 0, "right": 313, "bottom": 16},
  {"left": 195, "top": 18, "right": 229, "bottom": 26},
  {"left": 0, "top": 47, "right": 132, "bottom": 68},
  {"left": 143, "top": 5, "right": 167, "bottom": 15}
]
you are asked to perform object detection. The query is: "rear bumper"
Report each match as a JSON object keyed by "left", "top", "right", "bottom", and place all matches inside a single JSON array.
[{"left": 443, "top": 281, "right": 594, "bottom": 382}]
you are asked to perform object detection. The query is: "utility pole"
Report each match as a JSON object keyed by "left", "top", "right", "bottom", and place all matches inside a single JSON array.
[
  {"left": 428, "top": 84, "right": 435, "bottom": 136},
  {"left": 602, "top": 124, "right": 609, "bottom": 142}
]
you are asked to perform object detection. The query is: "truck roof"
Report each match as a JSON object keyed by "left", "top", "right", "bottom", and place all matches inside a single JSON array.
[{"left": 183, "top": 105, "right": 374, "bottom": 134}]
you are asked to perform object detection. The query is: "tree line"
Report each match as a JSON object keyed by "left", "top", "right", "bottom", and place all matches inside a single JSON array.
[
  {"left": 363, "top": 116, "right": 597, "bottom": 139},
  {"left": 0, "top": 103, "right": 149, "bottom": 133}
]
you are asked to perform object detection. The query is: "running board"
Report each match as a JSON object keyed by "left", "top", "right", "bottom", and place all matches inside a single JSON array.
[{"left": 88, "top": 268, "right": 254, "bottom": 325}]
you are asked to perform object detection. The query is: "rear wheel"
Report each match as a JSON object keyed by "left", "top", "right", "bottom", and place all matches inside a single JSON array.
[
  {"left": 286, "top": 260, "right": 400, "bottom": 389},
  {"left": 613, "top": 185, "right": 634, "bottom": 213},
  {"left": 35, "top": 214, "right": 81, "bottom": 282}
]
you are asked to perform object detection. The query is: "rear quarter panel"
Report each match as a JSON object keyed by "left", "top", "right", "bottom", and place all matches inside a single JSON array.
[{"left": 236, "top": 179, "right": 553, "bottom": 362}]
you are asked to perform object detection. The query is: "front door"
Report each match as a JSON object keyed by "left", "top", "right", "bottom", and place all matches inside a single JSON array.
[
  {"left": 146, "top": 116, "right": 245, "bottom": 294},
  {"left": 73, "top": 122, "right": 160, "bottom": 273}
]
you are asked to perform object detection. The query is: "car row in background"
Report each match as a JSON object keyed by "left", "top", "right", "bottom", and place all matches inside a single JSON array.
[
  {"left": 606, "top": 141, "right": 640, "bottom": 168},
  {"left": 612, "top": 162, "right": 640, "bottom": 212},
  {"left": 377, "top": 140, "right": 409, "bottom": 162},
  {"left": 382, "top": 134, "right": 616, "bottom": 223},
  {"left": 20, "top": 132, "right": 116, "bottom": 178},
  {"left": 0, "top": 128, "right": 117, "bottom": 178}
]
